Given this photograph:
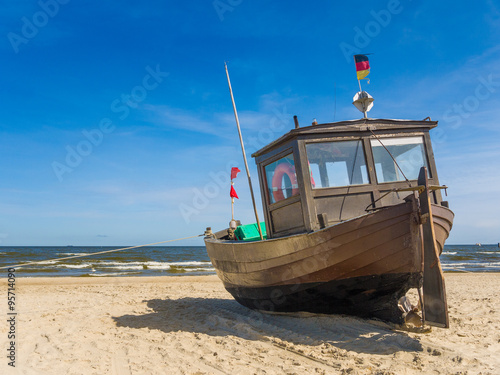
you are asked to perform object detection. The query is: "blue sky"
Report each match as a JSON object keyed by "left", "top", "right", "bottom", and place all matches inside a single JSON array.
[{"left": 1, "top": 0, "right": 499, "bottom": 246}]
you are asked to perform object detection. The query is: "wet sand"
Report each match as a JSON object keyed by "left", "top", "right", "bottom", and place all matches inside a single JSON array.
[{"left": 1, "top": 273, "right": 499, "bottom": 374}]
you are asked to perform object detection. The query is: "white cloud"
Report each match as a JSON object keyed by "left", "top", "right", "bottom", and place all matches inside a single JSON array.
[{"left": 375, "top": 45, "right": 500, "bottom": 122}]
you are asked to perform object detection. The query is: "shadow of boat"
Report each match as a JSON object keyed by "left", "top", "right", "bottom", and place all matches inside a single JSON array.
[{"left": 113, "top": 297, "right": 423, "bottom": 355}]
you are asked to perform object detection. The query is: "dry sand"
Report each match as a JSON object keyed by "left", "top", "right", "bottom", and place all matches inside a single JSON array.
[{"left": 1, "top": 273, "right": 499, "bottom": 375}]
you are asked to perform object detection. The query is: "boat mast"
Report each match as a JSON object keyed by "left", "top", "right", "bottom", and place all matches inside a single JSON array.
[{"left": 224, "top": 62, "right": 264, "bottom": 240}]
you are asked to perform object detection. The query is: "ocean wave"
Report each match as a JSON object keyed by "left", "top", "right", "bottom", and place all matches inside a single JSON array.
[
  {"left": 94, "top": 261, "right": 171, "bottom": 270},
  {"left": 183, "top": 267, "right": 216, "bottom": 272},
  {"left": 442, "top": 264, "right": 465, "bottom": 269},
  {"left": 164, "top": 261, "right": 212, "bottom": 267},
  {"left": 86, "top": 272, "right": 142, "bottom": 277},
  {"left": 57, "top": 263, "right": 94, "bottom": 269},
  {"left": 93, "top": 261, "right": 213, "bottom": 270},
  {"left": 12, "top": 267, "right": 58, "bottom": 273},
  {"left": 151, "top": 261, "right": 212, "bottom": 269},
  {"left": 100, "top": 265, "right": 149, "bottom": 271},
  {"left": 144, "top": 263, "right": 172, "bottom": 270},
  {"left": 443, "top": 251, "right": 457, "bottom": 255},
  {"left": 32, "top": 260, "right": 60, "bottom": 265},
  {"left": 442, "top": 261, "right": 500, "bottom": 270},
  {"left": 98, "top": 261, "right": 143, "bottom": 266},
  {"left": 58, "top": 252, "right": 91, "bottom": 256}
]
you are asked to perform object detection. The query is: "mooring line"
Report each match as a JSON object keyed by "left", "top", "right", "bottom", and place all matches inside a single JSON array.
[
  {"left": 0, "top": 234, "right": 204, "bottom": 270},
  {"left": 445, "top": 268, "right": 473, "bottom": 273}
]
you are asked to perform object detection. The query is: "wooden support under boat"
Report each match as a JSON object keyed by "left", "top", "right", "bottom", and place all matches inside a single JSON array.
[{"left": 419, "top": 167, "right": 449, "bottom": 328}]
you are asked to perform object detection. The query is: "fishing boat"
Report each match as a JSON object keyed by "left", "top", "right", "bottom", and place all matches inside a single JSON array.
[{"left": 205, "top": 63, "right": 453, "bottom": 327}]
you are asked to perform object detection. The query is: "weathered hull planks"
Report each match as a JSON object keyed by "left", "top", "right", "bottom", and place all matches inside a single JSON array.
[
  {"left": 228, "top": 273, "right": 421, "bottom": 323},
  {"left": 208, "top": 202, "right": 418, "bottom": 281}
]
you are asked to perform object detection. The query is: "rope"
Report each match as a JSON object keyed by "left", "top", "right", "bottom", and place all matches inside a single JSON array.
[
  {"left": 1, "top": 234, "right": 204, "bottom": 270},
  {"left": 444, "top": 268, "right": 473, "bottom": 273}
]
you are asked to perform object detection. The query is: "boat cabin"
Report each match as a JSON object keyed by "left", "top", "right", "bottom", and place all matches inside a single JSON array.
[{"left": 252, "top": 118, "right": 445, "bottom": 239}]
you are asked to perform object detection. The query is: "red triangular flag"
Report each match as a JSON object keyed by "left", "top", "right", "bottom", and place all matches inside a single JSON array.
[
  {"left": 231, "top": 167, "right": 241, "bottom": 180},
  {"left": 230, "top": 185, "right": 239, "bottom": 199}
]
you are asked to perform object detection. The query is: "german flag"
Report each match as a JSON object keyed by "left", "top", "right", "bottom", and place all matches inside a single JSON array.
[{"left": 354, "top": 54, "right": 370, "bottom": 80}]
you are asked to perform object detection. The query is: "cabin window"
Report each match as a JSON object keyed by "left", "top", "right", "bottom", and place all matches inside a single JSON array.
[
  {"left": 264, "top": 154, "right": 299, "bottom": 204},
  {"left": 370, "top": 136, "right": 429, "bottom": 183},
  {"left": 306, "top": 140, "right": 369, "bottom": 188}
]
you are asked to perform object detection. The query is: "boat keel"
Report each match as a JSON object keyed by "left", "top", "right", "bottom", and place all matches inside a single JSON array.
[{"left": 225, "top": 272, "right": 422, "bottom": 324}]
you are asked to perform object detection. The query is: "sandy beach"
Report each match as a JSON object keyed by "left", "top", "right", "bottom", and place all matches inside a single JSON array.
[{"left": 1, "top": 273, "right": 499, "bottom": 375}]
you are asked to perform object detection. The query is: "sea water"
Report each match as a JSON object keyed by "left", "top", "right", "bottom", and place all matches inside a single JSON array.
[
  {"left": 440, "top": 244, "right": 500, "bottom": 272},
  {"left": 0, "top": 246, "right": 213, "bottom": 277},
  {"left": 0, "top": 244, "right": 498, "bottom": 277}
]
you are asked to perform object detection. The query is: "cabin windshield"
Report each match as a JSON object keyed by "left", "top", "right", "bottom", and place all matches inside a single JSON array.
[
  {"left": 371, "top": 136, "right": 429, "bottom": 182},
  {"left": 306, "top": 140, "right": 369, "bottom": 188},
  {"left": 264, "top": 153, "right": 299, "bottom": 204}
]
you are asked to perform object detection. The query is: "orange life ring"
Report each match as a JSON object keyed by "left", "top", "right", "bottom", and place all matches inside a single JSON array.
[{"left": 271, "top": 163, "right": 299, "bottom": 202}]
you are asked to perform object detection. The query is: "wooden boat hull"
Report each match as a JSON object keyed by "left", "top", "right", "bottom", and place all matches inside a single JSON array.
[{"left": 205, "top": 200, "right": 453, "bottom": 323}]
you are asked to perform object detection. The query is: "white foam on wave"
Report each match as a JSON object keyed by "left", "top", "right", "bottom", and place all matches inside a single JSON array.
[
  {"left": 36, "top": 260, "right": 59, "bottom": 265},
  {"left": 148, "top": 261, "right": 212, "bottom": 269},
  {"left": 89, "top": 272, "right": 141, "bottom": 277},
  {"left": 183, "top": 267, "right": 216, "bottom": 272},
  {"left": 58, "top": 263, "right": 94, "bottom": 269},
  {"left": 40, "top": 259, "right": 215, "bottom": 273},
  {"left": 97, "top": 261, "right": 171, "bottom": 270},
  {"left": 102, "top": 265, "right": 148, "bottom": 270},
  {"left": 165, "top": 261, "right": 212, "bottom": 267},
  {"left": 100, "top": 261, "right": 142, "bottom": 266},
  {"left": 58, "top": 252, "right": 91, "bottom": 256},
  {"left": 143, "top": 263, "right": 172, "bottom": 270},
  {"left": 95, "top": 261, "right": 212, "bottom": 270},
  {"left": 442, "top": 261, "right": 500, "bottom": 269}
]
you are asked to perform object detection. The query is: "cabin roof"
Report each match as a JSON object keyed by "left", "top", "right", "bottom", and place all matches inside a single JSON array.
[{"left": 251, "top": 118, "right": 438, "bottom": 158}]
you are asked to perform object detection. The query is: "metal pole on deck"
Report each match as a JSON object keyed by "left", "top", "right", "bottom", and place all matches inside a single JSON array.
[
  {"left": 231, "top": 182, "right": 235, "bottom": 221},
  {"left": 225, "top": 62, "right": 264, "bottom": 240}
]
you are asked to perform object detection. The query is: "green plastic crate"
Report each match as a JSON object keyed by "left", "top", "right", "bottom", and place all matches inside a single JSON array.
[{"left": 234, "top": 222, "right": 267, "bottom": 241}]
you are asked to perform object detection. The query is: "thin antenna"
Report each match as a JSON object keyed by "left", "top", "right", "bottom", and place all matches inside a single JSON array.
[{"left": 224, "top": 62, "right": 264, "bottom": 240}]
